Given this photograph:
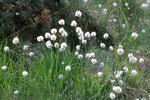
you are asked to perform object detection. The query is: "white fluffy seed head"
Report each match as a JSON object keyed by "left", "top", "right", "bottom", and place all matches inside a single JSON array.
[
  {"left": 76, "top": 27, "right": 82, "bottom": 33},
  {"left": 45, "top": 41, "right": 51, "bottom": 44},
  {"left": 109, "top": 19, "right": 112, "bottom": 22},
  {"left": 78, "top": 54, "right": 83, "bottom": 59},
  {"left": 61, "top": 61, "right": 65, "bottom": 65},
  {"left": 22, "top": 71, "right": 28, "bottom": 76},
  {"left": 110, "top": 80, "right": 115, "bottom": 84},
  {"left": 2, "top": 66, "right": 7, "bottom": 71},
  {"left": 142, "top": 3, "right": 149, "bottom": 8},
  {"left": 85, "top": 32, "right": 91, "bottom": 38},
  {"left": 59, "top": 74, "right": 64, "bottom": 80},
  {"left": 45, "top": 41, "right": 53, "bottom": 48},
  {"left": 100, "top": 43, "right": 105, "bottom": 48},
  {"left": 65, "top": 66, "right": 71, "bottom": 71},
  {"left": 135, "top": 98, "right": 140, "bottom": 100},
  {"left": 131, "top": 70, "right": 137, "bottom": 76},
  {"left": 54, "top": 42, "right": 59, "bottom": 48},
  {"left": 59, "top": 28, "right": 65, "bottom": 33},
  {"left": 75, "top": 11, "right": 82, "bottom": 17},
  {"left": 79, "top": 35, "right": 84, "bottom": 40},
  {"left": 118, "top": 44, "right": 123, "bottom": 49},
  {"left": 122, "top": 24, "right": 126, "bottom": 28},
  {"left": 119, "top": 80, "right": 123, "bottom": 85},
  {"left": 110, "top": 92, "right": 116, "bottom": 99},
  {"left": 4, "top": 46, "right": 10, "bottom": 52},
  {"left": 112, "top": 2, "right": 117, "bottom": 7},
  {"left": 91, "top": 59, "right": 97, "bottom": 64},
  {"left": 61, "top": 31, "right": 68, "bottom": 37},
  {"left": 45, "top": 32, "right": 51, "bottom": 39},
  {"left": 114, "top": 71, "right": 123, "bottom": 79},
  {"left": 109, "top": 46, "right": 114, "bottom": 51},
  {"left": 29, "top": 52, "right": 34, "bottom": 57},
  {"left": 128, "top": 53, "right": 133, "bottom": 58},
  {"left": 113, "top": 18, "right": 117, "bottom": 22},
  {"left": 12, "top": 37, "right": 19, "bottom": 44},
  {"left": 97, "top": 72, "right": 103, "bottom": 77},
  {"left": 82, "top": 40, "right": 87, "bottom": 45},
  {"left": 50, "top": 35, "right": 57, "bottom": 41},
  {"left": 139, "top": 58, "right": 144, "bottom": 63},
  {"left": 58, "top": 19, "right": 65, "bottom": 25},
  {"left": 100, "top": 62, "right": 104, "bottom": 67},
  {"left": 90, "top": 52, "right": 95, "bottom": 58},
  {"left": 102, "top": 8, "right": 107, "bottom": 14},
  {"left": 125, "top": 2, "right": 129, "bottom": 6},
  {"left": 76, "top": 45, "right": 80, "bottom": 51},
  {"left": 117, "top": 48, "right": 124, "bottom": 55},
  {"left": 16, "top": 12, "right": 19, "bottom": 16},
  {"left": 51, "top": 28, "right": 57, "bottom": 34},
  {"left": 123, "top": 67, "right": 129, "bottom": 73},
  {"left": 85, "top": 53, "right": 90, "bottom": 58},
  {"left": 131, "top": 32, "right": 138, "bottom": 39},
  {"left": 141, "top": 97, "right": 147, "bottom": 100},
  {"left": 98, "top": 4, "right": 102, "bottom": 8},
  {"left": 115, "top": 73, "right": 121, "bottom": 79},
  {"left": 14, "top": 90, "right": 19, "bottom": 95},
  {"left": 91, "top": 32, "right": 96, "bottom": 37},
  {"left": 83, "top": 0, "right": 88, "bottom": 3},
  {"left": 37, "top": 36, "right": 44, "bottom": 42},
  {"left": 71, "top": 20, "right": 77, "bottom": 27},
  {"left": 113, "top": 86, "right": 122, "bottom": 94},
  {"left": 23, "top": 45, "right": 29, "bottom": 51},
  {"left": 78, "top": 31, "right": 84, "bottom": 36},
  {"left": 60, "top": 42, "right": 67, "bottom": 49},
  {"left": 75, "top": 51, "right": 79, "bottom": 56},
  {"left": 142, "top": 29, "right": 146, "bottom": 33},
  {"left": 59, "top": 47, "right": 65, "bottom": 52},
  {"left": 129, "top": 56, "right": 137, "bottom": 64}
]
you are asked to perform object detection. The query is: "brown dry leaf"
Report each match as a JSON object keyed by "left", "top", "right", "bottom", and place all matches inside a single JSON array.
[{"left": 34, "top": 8, "right": 52, "bottom": 23}]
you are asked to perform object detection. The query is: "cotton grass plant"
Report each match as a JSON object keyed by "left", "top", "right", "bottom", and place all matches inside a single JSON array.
[{"left": 0, "top": 0, "right": 150, "bottom": 100}]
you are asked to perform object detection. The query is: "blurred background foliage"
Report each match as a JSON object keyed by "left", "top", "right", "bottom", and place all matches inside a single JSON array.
[
  {"left": 0, "top": 0, "right": 113, "bottom": 48},
  {"left": 0, "top": 0, "right": 150, "bottom": 49}
]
